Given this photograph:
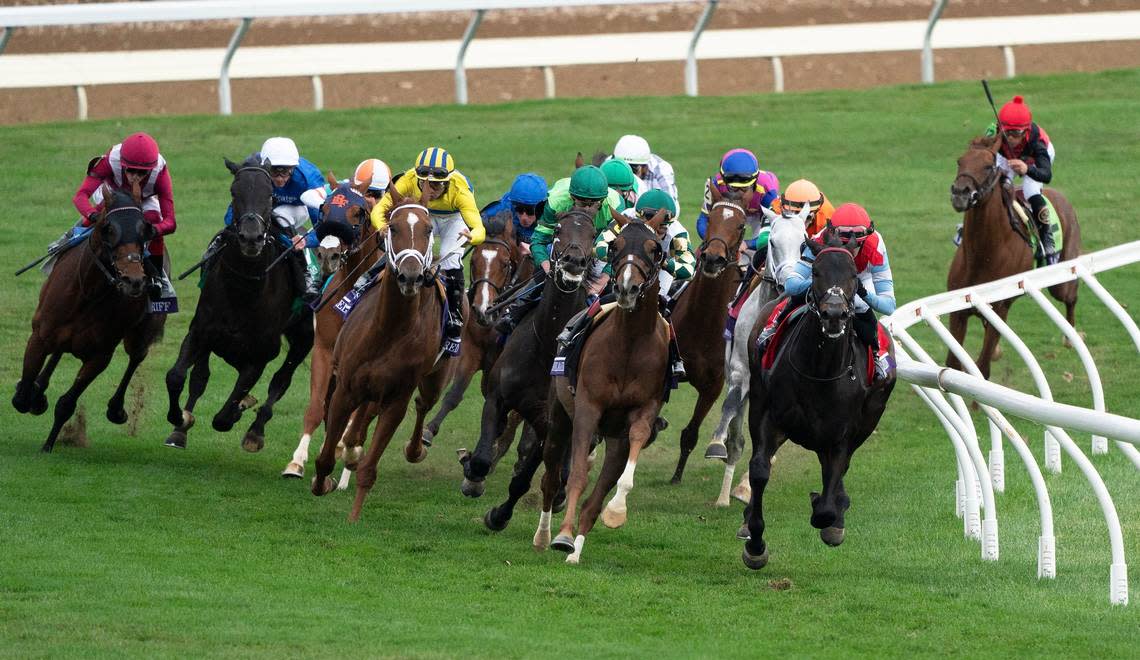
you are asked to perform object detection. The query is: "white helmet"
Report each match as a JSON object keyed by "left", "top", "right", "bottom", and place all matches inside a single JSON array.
[
  {"left": 613, "top": 134, "right": 651, "bottom": 165},
  {"left": 353, "top": 158, "right": 392, "bottom": 192},
  {"left": 260, "top": 137, "right": 300, "bottom": 167}
]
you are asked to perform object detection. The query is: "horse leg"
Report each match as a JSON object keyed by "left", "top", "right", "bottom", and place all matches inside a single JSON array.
[
  {"left": 570, "top": 437, "right": 628, "bottom": 565},
  {"left": 492, "top": 411, "right": 525, "bottom": 472},
  {"left": 946, "top": 309, "right": 970, "bottom": 372},
  {"left": 720, "top": 399, "right": 750, "bottom": 506},
  {"left": 349, "top": 392, "right": 413, "bottom": 523},
  {"left": 483, "top": 421, "right": 545, "bottom": 532},
  {"left": 42, "top": 351, "right": 114, "bottom": 453},
  {"left": 670, "top": 385, "right": 719, "bottom": 484},
  {"left": 535, "top": 402, "right": 571, "bottom": 551},
  {"left": 13, "top": 334, "right": 51, "bottom": 415},
  {"left": 602, "top": 407, "right": 656, "bottom": 529},
  {"left": 706, "top": 382, "right": 742, "bottom": 462},
  {"left": 742, "top": 410, "right": 781, "bottom": 569},
  {"left": 407, "top": 370, "right": 447, "bottom": 463},
  {"left": 284, "top": 345, "right": 331, "bottom": 478},
  {"left": 461, "top": 393, "right": 511, "bottom": 496},
  {"left": 425, "top": 352, "right": 478, "bottom": 444},
  {"left": 551, "top": 400, "right": 603, "bottom": 559},
  {"left": 811, "top": 444, "right": 853, "bottom": 546},
  {"left": 312, "top": 378, "right": 358, "bottom": 496},
  {"left": 106, "top": 325, "right": 153, "bottom": 425},
  {"left": 212, "top": 361, "right": 267, "bottom": 434},
  {"left": 243, "top": 320, "right": 313, "bottom": 453},
  {"left": 25, "top": 352, "right": 62, "bottom": 417},
  {"left": 165, "top": 329, "right": 206, "bottom": 428}
]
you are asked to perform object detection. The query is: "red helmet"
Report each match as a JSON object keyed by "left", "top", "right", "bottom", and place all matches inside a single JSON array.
[
  {"left": 829, "top": 203, "right": 873, "bottom": 246},
  {"left": 998, "top": 95, "right": 1032, "bottom": 131},
  {"left": 120, "top": 132, "right": 160, "bottom": 170}
]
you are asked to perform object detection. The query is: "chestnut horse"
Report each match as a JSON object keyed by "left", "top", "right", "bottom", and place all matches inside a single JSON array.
[
  {"left": 13, "top": 187, "right": 165, "bottom": 452},
  {"left": 537, "top": 212, "right": 671, "bottom": 564},
  {"left": 948, "top": 135, "right": 1080, "bottom": 378},
  {"left": 742, "top": 238, "right": 896, "bottom": 569},
  {"left": 311, "top": 196, "right": 450, "bottom": 521}
]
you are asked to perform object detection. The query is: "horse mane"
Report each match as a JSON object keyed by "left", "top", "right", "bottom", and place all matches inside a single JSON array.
[
  {"left": 591, "top": 151, "right": 608, "bottom": 167},
  {"left": 483, "top": 209, "right": 512, "bottom": 238},
  {"left": 969, "top": 134, "right": 1000, "bottom": 150}
]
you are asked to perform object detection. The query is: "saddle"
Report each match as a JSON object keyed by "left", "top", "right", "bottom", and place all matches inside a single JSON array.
[
  {"left": 723, "top": 272, "right": 763, "bottom": 340},
  {"left": 1002, "top": 186, "right": 1063, "bottom": 265}
]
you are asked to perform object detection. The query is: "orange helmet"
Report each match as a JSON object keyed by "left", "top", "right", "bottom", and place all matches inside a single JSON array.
[
  {"left": 828, "top": 203, "right": 873, "bottom": 246},
  {"left": 781, "top": 179, "right": 824, "bottom": 213},
  {"left": 353, "top": 158, "right": 391, "bottom": 193}
]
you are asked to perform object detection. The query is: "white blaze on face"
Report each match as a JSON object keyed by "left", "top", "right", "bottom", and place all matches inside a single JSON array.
[
  {"left": 621, "top": 255, "right": 635, "bottom": 290},
  {"left": 476, "top": 248, "right": 498, "bottom": 313}
]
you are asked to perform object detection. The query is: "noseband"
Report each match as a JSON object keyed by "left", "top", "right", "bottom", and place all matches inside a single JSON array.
[
  {"left": 699, "top": 200, "right": 747, "bottom": 262},
  {"left": 90, "top": 205, "right": 147, "bottom": 293},
  {"left": 550, "top": 215, "right": 593, "bottom": 293},
  {"left": 806, "top": 247, "right": 855, "bottom": 333},
  {"left": 953, "top": 157, "right": 1002, "bottom": 209},
  {"left": 469, "top": 237, "right": 520, "bottom": 295},
  {"left": 386, "top": 203, "right": 435, "bottom": 272},
  {"left": 614, "top": 227, "right": 664, "bottom": 301}
]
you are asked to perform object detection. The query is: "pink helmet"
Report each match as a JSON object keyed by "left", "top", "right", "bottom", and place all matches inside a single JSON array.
[{"left": 120, "top": 132, "right": 160, "bottom": 170}]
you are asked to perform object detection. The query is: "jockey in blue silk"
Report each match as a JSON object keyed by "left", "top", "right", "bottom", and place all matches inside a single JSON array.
[
  {"left": 695, "top": 148, "right": 780, "bottom": 252},
  {"left": 223, "top": 136, "right": 328, "bottom": 230},
  {"left": 479, "top": 172, "right": 549, "bottom": 258}
]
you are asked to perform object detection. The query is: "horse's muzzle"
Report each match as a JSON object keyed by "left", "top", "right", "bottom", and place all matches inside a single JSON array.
[
  {"left": 700, "top": 253, "right": 728, "bottom": 278},
  {"left": 396, "top": 266, "right": 426, "bottom": 297},
  {"left": 121, "top": 275, "right": 148, "bottom": 298},
  {"left": 950, "top": 184, "right": 976, "bottom": 213}
]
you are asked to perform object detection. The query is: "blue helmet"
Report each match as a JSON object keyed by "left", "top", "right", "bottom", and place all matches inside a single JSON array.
[{"left": 507, "top": 173, "right": 548, "bottom": 205}]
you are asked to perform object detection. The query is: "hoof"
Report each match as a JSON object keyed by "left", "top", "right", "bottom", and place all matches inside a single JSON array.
[
  {"left": 736, "top": 524, "right": 750, "bottom": 541},
  {"left": 211, "top": 412, "right": 236, "bottom": 433},
  {"left": 704, "top": 441, "right": 728, "bottom": 461},
  {"left": 741, "top": 543, "right": 769, "bottom": 570},
  {"left": 565, "top": 554, "right": 580, "bottom": 565},
  {"left": 281, "top": 462, "right": 304, "bottom": 479},
  {"left": 669, "top": 474, "right": 683, "bottom": 485},
  {"left": 550, "top": 534, "right": 576, "bottom": 554},
  {"left": 311, "top": 475, "right": 337, "bottom": 496},
  {"left": 483, "top": 508, "right": 510, "bottom": 532},
  {"left": 106, "top": 406, "right": 128, "bottom": 425},
  {"left": 30, "top": 392, "right": 49, "bottom": 416},
  {"left": 820, "top": 526, "right": 846, "bottom": 547},
  {"left": 654, "top": 417, "right": 669, "bottom": 432},
  {"left": 164, "top": 430, "right": 187, "bottom": 449},
  {"left": 731, "top": 483, "right": 751, "bottom": 504},
  {"left": 11, "top": 390, "right": 29, "bottom": 414},
  {"left": 601, "top": 506, "right": 627, "bottom": 529},
  {"left": 241, "top": 431, "right": 264, "bottom": 453},
  {"left": 460, "top": 478, "right": 485, "bottom": 498},
  {"left": 421, "top": 428, "right": 434, "bottom": 448},
  {"left": 405, "top": 442, "right": 428, "bottom": 464},
  {"left": 533, "top": 529, "right": 551, "bottom": 551}
]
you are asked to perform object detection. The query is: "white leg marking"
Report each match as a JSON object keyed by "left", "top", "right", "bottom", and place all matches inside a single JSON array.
[
  {"left": 336, "top": 467, "right": 352, "bottom": 491},
  {"left": 565, "top": 534, "right": 586, "bottom": 564},
  {"left": 292, "top": 433, "right": 311, "bottom": 465},
  {"left": 602, "top": 460, "right": 637, "bottom": 527},
  {"left": 533, "top": 509, "right": 552, "bottom": 549},
  {"left": 715, "top": 462, "right": 737, "bottom": 507},
  {"left": 732, "top": 469, "right": 752, "bottom": 503}
]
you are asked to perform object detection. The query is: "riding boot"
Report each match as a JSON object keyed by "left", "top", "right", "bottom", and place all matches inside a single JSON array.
[
  {"left": 442, "top": 268, "right": 466, "bottom": 355},
  {"left": 853, "top": 309, "right": 891, "bottom": 383},
  {"left": 556, "top": 294, "right": 609, "bottom": 350},
  {"left": 667, "top": 320, "right": 687, "bottom": 382},
  {"left": 290, "top": 249, "right": 320, "bottom": 306},
  {"left": 756, "top": 293, "right": 803, "bottom": 354},
  {"left": 1030, "top": 194, "right": 1058, "bottom": 266},
  {"left": 145, "top": 253, "right": 166, "bottom": 300},
  {"left": 493, "top": 270, "right": 546, "bottom": 336}
]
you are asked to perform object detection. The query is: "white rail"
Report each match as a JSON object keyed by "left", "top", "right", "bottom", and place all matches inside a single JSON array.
[{"left": 883, "top": 241, "right": 1140, "bottom": 605}]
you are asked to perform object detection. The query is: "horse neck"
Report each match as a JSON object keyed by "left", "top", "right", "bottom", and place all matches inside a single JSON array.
[
  {"left": 786, "top": 311, "right": 853, "bottom": 380},
  {"left": 533, "top": 276, "right": 585, "bottom": 344},
  {"left": 370, "top": 267, "right": 435, "bottom": 336},
  {"left": 962, "top": 184, "right": 1010, "bottom": 250},
  {"left": 65, "top": 241, "right": 119, "bottom": 306},
  {"left": 674, "top": 265, "right": 735, "bottom": 329},
  {"left": 612, "top": 281, "right": 662, "bottom": 337}
]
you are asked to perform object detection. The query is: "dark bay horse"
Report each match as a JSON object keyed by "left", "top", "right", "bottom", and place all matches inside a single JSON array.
[
  {"left": 163, "top": 157, "right": 314, "bottom": 452},
  {"left": 14, "top": 188, "right": 165, "bottom": 452},
  {"left": 667, "top": 184, "right": 751, "bottom": 484},
  {"left": 283, "top": 202, "right": 377, "bottom": 481},
  {"left": 538, "top": 212, "right": 671, "bottom": 564},
  {"left": 425, "top": 211, "right": 533, "bottom": 445},
  {"left": 742, "top": 239, "right": 896, "bottom": 569},
  {"left": 311, "top": 196, "right": 449, "bottom": 521},
  {"left": 948, "top": 135, "right": 1080, "bottom": 378},
  {"left": 459, "top": 210, "right": 596, "bottom": 533}
]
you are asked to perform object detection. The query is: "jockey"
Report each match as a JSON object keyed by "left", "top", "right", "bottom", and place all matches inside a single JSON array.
[
  {"left": 478, "top": 172, "right": 549, "bottom": 258},
  {"left": 495, "top": 165, "right": 619, "bottom": 335},
  {"left": 758, "top": 203, "right": 896, "bottom": 382},
  {"left": 59, "top": 131, "right": 177, "bottom": 303},
  {"left": 772, "top": 179, "right": 834, "bottom": 237},
  {"left": 370, "top": 147, "right": 485, "bottom": 354},
  {"left": 596, "top": 189, "right": 694, "bottom": 304},
  {"left": 600, "top": 158, "right": 640, "bottom": 210},
  {"left": 986, "top": 95, "right": 1058, "bottom": 265},
  {"left": 695, "top": 148, "right": 780, "bottom": 259},
  {"left": 613, "top": 134, "right": 680, "bottom": 218},
  {"left": 306, "top": 158, "right": 389, "bottom": 251}
]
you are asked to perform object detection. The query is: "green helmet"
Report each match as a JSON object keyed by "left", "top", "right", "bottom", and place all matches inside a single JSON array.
[
  {"left": 600, "top": 158, "right": 636, "bottom": 192},
  {"left": 568, "top": 165, "right": 609, "bottom": 200},
  {"left": 635, "top": 189, "right": 676, "bottom": 217}
]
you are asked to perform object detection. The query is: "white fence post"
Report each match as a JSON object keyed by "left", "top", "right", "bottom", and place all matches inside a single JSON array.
[
  {"left": 684, "top": 0, "right": 717, "bottom": 97},
  {"left": 219, "top": 17, "right": 252, "bottom": 116},
  {"left": 455, "top": 9, "right": 484, "bottom": 105},
  {"left": 921, "top": 0, "right": 948, "bottom": 83}
]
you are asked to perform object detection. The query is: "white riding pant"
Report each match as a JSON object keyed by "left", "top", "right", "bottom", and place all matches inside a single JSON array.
[
  {"left": 271, "top": 204, "right": 316, "bottom": 269},
  {"left": 432, "top": 211, "right": 468, "bottom": 271},
  {"left": 995, "top": 142, "right": 1056, "bottom": 199},
  {"left": 87, "top": 187, "right": 160, "bottom": 220},
  {"left": 658, "top": 268, "right": 675, "bottom": 293}
]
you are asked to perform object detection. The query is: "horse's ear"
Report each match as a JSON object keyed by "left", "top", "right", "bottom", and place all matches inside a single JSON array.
[
  {"left": 760, "top": 205, "right": 779, "bottom": 223},
  {"left": 326, "top": 170, "right": 339, "bottom": 187},
  {"left": 574, "top": 152, "right": 585, "bottom": 169},
  {"left": 806, "top": 237, "right": 826, "bottom": 256},
  {"left": 610, "top": 206, "right": 629, "bottom": 228},
  {"left": 225, "top": 157, "right": 240, "bottom": 175},
  {"left": 592, "top": 150, "right": 607, "bottom": 167},
  {"left": 795, "top": 201, "right": 812, "bottom": 225},
  {"left": 708, "top": 179, "right": 722, "bottom": 203},
  {"left": 140, "top": 221, "right": 157, "bottom": 244},
  {"left": 647, "top": 208, "right": 669, "bottom": 233}
]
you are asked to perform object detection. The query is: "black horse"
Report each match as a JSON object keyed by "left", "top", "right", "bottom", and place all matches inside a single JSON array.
[
  {"left": 163, "top": 156, "right": 314, "bottom": 452},
  {"left": 458, "top": 210, "right": 597, "bottom": 531},
  {"left": 741, "top": 237, "right": 895, "bottom": 569}
]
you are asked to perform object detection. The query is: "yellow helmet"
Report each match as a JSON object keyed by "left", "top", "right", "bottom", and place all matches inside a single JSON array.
[
  {"left": 414, "top": 147, "right": 455, "bottom": 182},
  {"left": 781, "top": 179, "right": 824, "bottom": 212}
]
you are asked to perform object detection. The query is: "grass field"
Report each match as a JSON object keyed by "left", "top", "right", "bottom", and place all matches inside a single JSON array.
[{"left": 2, "top": 68, "right": 1139, "bottom": 657}]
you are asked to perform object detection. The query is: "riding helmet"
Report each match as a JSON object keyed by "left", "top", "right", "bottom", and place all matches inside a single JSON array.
[
  {"left": 998, "top": 95, "right": 1032, "bottom": 131},
  {"left": 568, "top": 165, "right": 609, "bottom": 200},
  {"left": 613, "top": 134, "right": 651, "bottom": 165},
  {"left": 601, "top": 159, "right": 637, "bottom": 192},
  {"left": 120, "top": 132, "right": 160, "bottom": 170},
  {"left": 260, "top": 137, "right": 300, "bottom": 167}
]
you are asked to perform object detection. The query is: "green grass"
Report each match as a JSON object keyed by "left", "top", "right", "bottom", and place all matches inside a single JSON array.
[{"left": 2, "top": 69, "right": 1139, "bottom": 657}]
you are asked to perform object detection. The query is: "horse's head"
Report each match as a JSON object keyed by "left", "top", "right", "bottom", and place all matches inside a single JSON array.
[
  {"left": 470, "top": 211, "right": 519, "bottom": 326},
  {"left": 951, "top": 136, "right": 1002, "bottom": 212},
  {"left": 385, "top": 196, "right": 435, "bottom": 298},
  {"left": 550, "top": 209, "right": 595, "bottom": 291},
  {"left": 315, "top": 205, "right": 366, "bottom": 278},
  {"left": 700, "top": 182, "right": 752, "bottom": 277},
  {"left": 807, "top": 235, "right": 858, "bottom": 339},
  {"left": 610, "top": 210, "right": 667, "bottom": 311},
  {"left": 91, "top": 186, "right": 154, "bottom": 298},
  {"left": 226, "top": 156, "right": 274, "bottom": 257},
  {"left": 761, "top": 202, "right": 811, "bottom": 290}
]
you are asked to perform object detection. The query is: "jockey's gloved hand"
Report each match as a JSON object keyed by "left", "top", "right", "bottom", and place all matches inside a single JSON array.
[{"left": 855, "top": 281, "right": 869, "bottom": 301}]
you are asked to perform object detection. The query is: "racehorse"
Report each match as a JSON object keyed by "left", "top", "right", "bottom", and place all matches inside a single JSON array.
[
  {"left": 666, "top": 185, "right": 751, "bottom": 485},
  {"left": 14, "top": 187, "right": 165, "bottom": 452},
  {"left": 741, "top": 237, "right": 896, "bottom": 569},
  {"left": 425, "top": 210, "right": 533, "bottom": 445},
  {"left": 163, "top": 156, "right": 314, "bottom": 452},
  {"left": 310, "top": 194, "right": 450, "bottom": 521},
  {"left": 948, "top": 135, "right": 1080, "bottom": 378},
  {"left": 706, "top": 202, "right": 810, "bottom": 506},
  {"left": 282, "top": 201, "right": 376, "bottom": 481},
  {"left": 538, "top": 212, "right": 671, "bottom": 564},
  {"left": 458, "top": 210, "right": 596, "bottom": 532}
]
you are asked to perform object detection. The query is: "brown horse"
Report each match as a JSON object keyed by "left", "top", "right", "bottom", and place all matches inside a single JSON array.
[
  {"left": 311, "top": 195, "right": 449, "bottom": 521},
  {"left": 948, "top": 135, "right": 1080, "bottom": 378},
  {"left": 282, "top": 202, "right": 377, "bottom": 480},
  {"left": 537, "top": 212, "right": 671, "bottom": 564},
  {"left": 667, "top": 184, "right": 750, "bottom": 484},
  {"left": 13, "top": 187, "right": 165, "bottom": 452}
]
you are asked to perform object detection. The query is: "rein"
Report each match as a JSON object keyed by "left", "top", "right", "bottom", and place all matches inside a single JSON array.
[
  {"left": 469, "top": 237, "right": 520, "bottom": 295},
  {"left": 699, "top": 200, "right": 747, "bottom": 260}
]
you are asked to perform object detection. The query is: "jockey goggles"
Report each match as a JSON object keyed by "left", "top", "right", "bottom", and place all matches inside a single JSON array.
[
  {"left": 722, "top": 173, "right": 757, "bottom": 187},
  {"left": 638, "top": 208, "right": 671, "bottom": 222},
  {"left": 571, "top": 194, "right": 605, "bottom": 209},
  {"left": 512, "top": 201, "right": 544, "bottom": 216},
  {"left": 270, "top": 165, "right": 295, "bottom": 177},
  {"left": 1003, "top": 128, "right": 1027, "bottom": 138},
  {"left": 124, "top": 167, "right": 150, "bottom": 178},
  {"left": 415, "top": 165, "right": 451, "bottom": 181},
  {"left": 834, "top": 226, "right": 871, "bottom": 245}
]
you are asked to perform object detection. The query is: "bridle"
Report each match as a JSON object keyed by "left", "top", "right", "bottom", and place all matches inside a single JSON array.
[
  {"left": 386, "top": 203, "right": 435, "bottom": 272},
  {"left": 550, "top": 212, "right": 593, "bottom": 294},
  {"left": 89, "top": 205, "right": 147, "bottom": 294},
  {"left": 232, "top": 166, "right": 274, "bottom": 246},
  {"left": 806, "top": 247, "right": 856, "bottom": 338},
  {"left": 953, "top": 152, "right": 1002, "bottom": 210},
  {"left": 613, "top": 224, "right": 665, "bottom": 302},
  {"left": 699, "top": 200, "right": 747, "bottom": 265},
  {"left": 469, "top": 237, "right": 520, "bottom": 297}
]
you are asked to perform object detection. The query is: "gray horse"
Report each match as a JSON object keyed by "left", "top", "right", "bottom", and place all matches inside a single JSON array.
[{"left": 705, "top": 203, "right": 808, "bottom": 507}]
